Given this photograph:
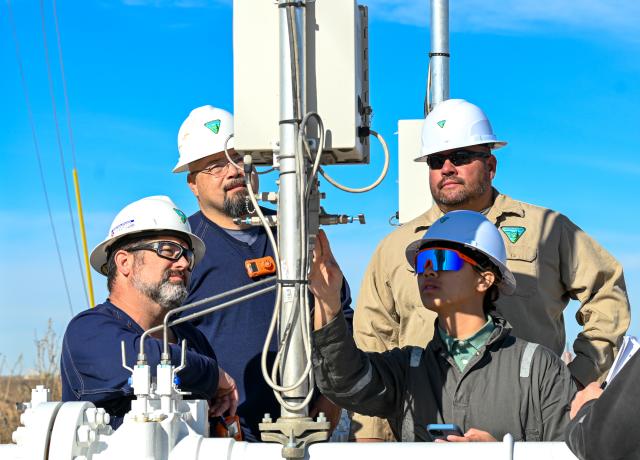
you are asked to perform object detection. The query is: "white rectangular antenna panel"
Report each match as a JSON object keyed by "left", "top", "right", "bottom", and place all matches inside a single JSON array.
[
  {"left": 398, "top": 120, "right": 432, "bottom": 223},
  {"left": 233, "top": 0, "right": 370, "bottom": 165}
]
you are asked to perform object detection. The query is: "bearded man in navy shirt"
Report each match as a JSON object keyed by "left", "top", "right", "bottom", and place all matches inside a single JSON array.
[
  {"left": 173, "top": 105, "right": 353, "bottom": 441},
  {"left": 61, "top": 196, "right": 238, "bottom": 429}
]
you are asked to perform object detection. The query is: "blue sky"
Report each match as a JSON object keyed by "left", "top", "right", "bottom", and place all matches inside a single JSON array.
[{"left": 1, "top": 0, "right": 639, "bottom": 370}]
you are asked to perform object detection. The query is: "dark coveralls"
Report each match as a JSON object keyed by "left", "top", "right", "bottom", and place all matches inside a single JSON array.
[
  {"left": 313, "top": 310, "right": 576, "bottom": 442},
  {"left": 61, "top": 301, "right": 219, "bottom": 429},
  {"left": 185, "top": 210, "right": 353, "bottom": 441}
]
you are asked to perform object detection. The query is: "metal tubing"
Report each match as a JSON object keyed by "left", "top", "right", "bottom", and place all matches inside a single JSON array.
[
  {"left": 72, "top": 168, "right": 95, "bottom": 307},
  {"left": 138, "top": 277, "right": 276, "bottom": 361},
  {"left": 138, "top": 284, "right": 276, "bottom": 364},
  {"left": 430, "top": 0, "right": 449, "bottom": 106},
  {"left": 277, "top": 0, "right": 309, "bottom": 418},
  {"left": 160, "top": 275, "right": 276, "bottom": 358}
]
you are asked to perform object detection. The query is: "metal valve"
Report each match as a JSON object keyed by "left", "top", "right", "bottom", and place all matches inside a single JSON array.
[
  {"left": 319, "top": 213, "right": 365, "bottom": 225},
  {"left": 233, "top": 215, "right": 278, "bottom": 226}
]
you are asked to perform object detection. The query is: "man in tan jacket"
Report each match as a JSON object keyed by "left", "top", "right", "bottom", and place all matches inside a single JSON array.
[{"left": 352, "top": 99, "right": 630, "bottom": 441}]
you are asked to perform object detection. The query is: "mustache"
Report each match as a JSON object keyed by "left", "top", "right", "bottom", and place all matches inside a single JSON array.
[
  {"left": 438, "top": 176, "right": 464, "bottom": 189},
  {"left": 224, "top": 178, "right": 247, "bottom": 192},
  {"left": 162, "top": 269, "right": 186, "bottom": 284}
]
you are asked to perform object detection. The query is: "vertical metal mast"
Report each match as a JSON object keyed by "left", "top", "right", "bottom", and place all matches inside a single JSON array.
[
  {"left": 260, "top": 3, "right": 329, "bottom": 457},
  {"left": 430, "top": 0, "right": 449, "bottom": 107},
  {"left": 277, "top": 0, "right": 309, "bottom": 417}
]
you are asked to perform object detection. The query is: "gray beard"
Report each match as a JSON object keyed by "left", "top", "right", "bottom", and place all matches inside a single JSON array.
[
  {"left": 132, "top": 266, "right": 188, "bottom": 310},
  {"left": 223, "top": 189, "right": 250, "bottom": 218}
]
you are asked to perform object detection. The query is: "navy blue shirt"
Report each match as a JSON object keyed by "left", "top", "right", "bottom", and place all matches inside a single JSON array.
[
  {"left": 185, "top": 210, "right": 353, "bottom": 441},
  {"left": 61, "top": 301, "right": 219, "bottom": 429}
]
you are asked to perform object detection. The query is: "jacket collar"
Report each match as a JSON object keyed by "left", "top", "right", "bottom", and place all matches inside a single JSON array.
[
  {"left": 411, "top": 188, "right": 525, "bottom": 234},
  {"left": 429, "top": 310, "right": 512, "bottom": 354}
]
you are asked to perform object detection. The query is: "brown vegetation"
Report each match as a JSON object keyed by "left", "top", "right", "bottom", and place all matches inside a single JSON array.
[{"left": 0, "top": 320, "right": 61, "bottom": 444}]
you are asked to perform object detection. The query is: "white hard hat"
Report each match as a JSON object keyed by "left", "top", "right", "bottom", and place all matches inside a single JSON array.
[
  {"left": 405, "top": 210, "right": 516, "bottom": 294},
  {"left": 90, "top": 195, "right": 205, "bottom": 275},
  {"left": 415, "top": 99, "right": 507, "bottom": 162},
  {"left": 173, "top": 105, "right": 235, "bottom": 173}
]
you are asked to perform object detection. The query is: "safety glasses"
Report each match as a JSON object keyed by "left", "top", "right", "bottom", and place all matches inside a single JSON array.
[
  {"left": 426, "top": 150, "right": 490, "bottom": 170},
  {"left": 414, "top": 247, "right": 479, "bottom": 275},
  {"left": 195, "top": 154, "right": 245, "bottom": 177},
  {"left": 127, "top": 240, "right": 195, "bottom": 271}
]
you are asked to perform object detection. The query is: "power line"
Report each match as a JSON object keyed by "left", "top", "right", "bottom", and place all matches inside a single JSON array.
[
  {"left": 50, "top": 0, "right": 96, "bottom": 307},
  {"left": 38, "top": 0, "right": 89, "bottom": 305},
  {"left": 6, "top": 0, "right": 74, "bottom": 317}
]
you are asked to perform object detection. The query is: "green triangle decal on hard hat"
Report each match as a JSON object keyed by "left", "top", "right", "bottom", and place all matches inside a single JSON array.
[
  {"left": 437, "top": 120, "right": 446, "bottom": 128},
  {"left": 501, "top": 226, "right": 526, "bottom": 244},
  {"left": 173, "top": 208, "right": 187, "bottom": 224},
  {"left": 204, "top": 119, "right": 221, "bottom": 134}
]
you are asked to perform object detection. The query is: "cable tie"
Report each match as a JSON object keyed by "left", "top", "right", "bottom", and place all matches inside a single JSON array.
[
  {"left": 277, "top": 279, "right": 309, "bottom": 286},
  {"left": 279, "top": 118, "right": 302, "bottom": 125},
  {"left": 429, "top": 52, "right": 450, "bottom": 57}
]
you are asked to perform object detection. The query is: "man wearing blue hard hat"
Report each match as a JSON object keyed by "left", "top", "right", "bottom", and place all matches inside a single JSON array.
[{"left": 310, "top": 210, "right": 576, "bottom": 442}]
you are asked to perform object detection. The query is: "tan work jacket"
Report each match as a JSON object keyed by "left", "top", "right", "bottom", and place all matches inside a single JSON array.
[{"left": 352, "top": 190, "right": 630, "bottom": 440}]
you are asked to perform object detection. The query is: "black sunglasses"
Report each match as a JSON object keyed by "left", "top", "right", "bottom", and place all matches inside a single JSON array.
[
  {"left": 426, "top": 150, "right": 490, "bottom": 170},
  {"left": 127, "top": 240, "right": 195, "bottom": 271}
]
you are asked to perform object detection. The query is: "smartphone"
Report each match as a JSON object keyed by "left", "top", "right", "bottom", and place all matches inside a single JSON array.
[{"left": 426, "top": 423, "right": 463, "bottom": 441}]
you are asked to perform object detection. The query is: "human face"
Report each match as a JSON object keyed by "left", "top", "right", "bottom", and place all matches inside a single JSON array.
[
  {"left": 129, "top": 235, "right": 191, "bottom": 310},
  {"left": 187, "top": 149, "right": 259, "bottom": 219},
  {"left": 417, "top": 256, "right": 490, "bottom": 314},
  {"left": 428, "top": 144, "right": 496, "bottom": 211}
]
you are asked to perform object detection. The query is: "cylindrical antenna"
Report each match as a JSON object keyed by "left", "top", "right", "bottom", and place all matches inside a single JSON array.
[{"left": 429, "top": 0, "right": 450, "bottom": 109}]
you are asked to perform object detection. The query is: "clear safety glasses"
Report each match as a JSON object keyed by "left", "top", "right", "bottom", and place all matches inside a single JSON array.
[
  {"left": 414, "top": 247, "right": 479, "bottom": 275},
  {"left": 127, "top": 240, "right": 195, "bottom": 271},
  {"left": 195, "top": 154, "right": 245, "bottom": 177}
]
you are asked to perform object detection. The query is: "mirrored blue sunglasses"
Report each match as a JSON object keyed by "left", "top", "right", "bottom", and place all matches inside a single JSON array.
[{"left": 414, "top": 247, "right": 478, "bottom": 275}]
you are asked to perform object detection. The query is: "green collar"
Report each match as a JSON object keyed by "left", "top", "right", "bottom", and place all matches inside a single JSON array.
[{"left": 438, "top": 315, "right": 495, "bottom": 372}]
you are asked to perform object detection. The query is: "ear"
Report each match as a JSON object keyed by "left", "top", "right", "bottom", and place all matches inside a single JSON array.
[
  {"left": 476, "top": 270, "right": 496, "bottom": 294},
  {"left": 487, "top": 154, "right": 497, "bottom": 180},
  {"left": 114, "top": 249, "right": 135, "bottom": 278},
  {"left": 186, "top": 173, "right": 199, "bottom": 198}
]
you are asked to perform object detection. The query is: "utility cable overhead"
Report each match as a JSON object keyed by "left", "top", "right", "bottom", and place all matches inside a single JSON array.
[
  {"left": 38, "top": 0, "right": 89, "bottom": 305},
  {"left": 50, "top": 0, "right": 96, "bottom": 307},
  {"left": 6, "top": 0, "right": 74, "bottom": 317},
  {"left": 50, "top": 0, "right": 76, "bottom": 167}
]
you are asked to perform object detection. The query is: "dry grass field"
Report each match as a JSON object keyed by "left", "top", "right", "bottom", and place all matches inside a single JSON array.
[
  {"left": 0, "top": 320, "right": 61, "bottom": 444},
  {"left": 0, "top": 374, "right": 61, "bottom": 444}
]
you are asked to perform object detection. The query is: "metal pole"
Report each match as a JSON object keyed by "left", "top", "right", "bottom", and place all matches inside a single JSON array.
[
  {"left": 277, "top": 0, "right": 308, "bottom": 418},
  {"left": 430, "top": 0, "right": 449, "bottom": 106}
]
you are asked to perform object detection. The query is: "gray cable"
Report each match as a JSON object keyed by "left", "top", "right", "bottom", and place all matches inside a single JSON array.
[
  {"left": 38, "top": 0, "right": 89, "bottom": 304},
  {"left": 319, "top": 129, "right": 390, "bottom": 193},
  {"left": 6, "top": 0, "right": 74, "bottom": 317}
]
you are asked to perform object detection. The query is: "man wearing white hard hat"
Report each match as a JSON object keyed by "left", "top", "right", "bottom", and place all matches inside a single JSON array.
[
  {"left": 61, "top": 196, "right": 238, "bottom": 429},
  {"left": 352, "top": 99, "right": 630, "bottom": 441},
  {"left": 310, "top": 211, "right": 576, "bottom": 442},
  {"left": 174, "top": 106, "right": 353, "bottom": 441}
]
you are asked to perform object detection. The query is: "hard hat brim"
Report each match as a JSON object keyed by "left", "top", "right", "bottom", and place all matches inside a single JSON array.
[
  {"left": 405, "top": 237, "right": 516, "bottom": 295},
  {"left": 173, "top": 140, "right": 236, "bottom": 173},
  {"left": 414, "top": 140, "right": 507, "bottom": 163}
]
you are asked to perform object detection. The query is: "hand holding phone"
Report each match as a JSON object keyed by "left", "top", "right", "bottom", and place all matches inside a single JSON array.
[{"left": 426, "top": 423, "right": 463, "bottom": 441}]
